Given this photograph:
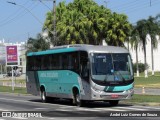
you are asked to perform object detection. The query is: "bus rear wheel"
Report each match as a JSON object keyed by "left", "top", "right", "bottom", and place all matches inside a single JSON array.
[
  {"left": 41, "top": 88, "right": 48, "bottom": 103},
  {"left": 109, "top": 100, "right": 119, "bottom": 106}
]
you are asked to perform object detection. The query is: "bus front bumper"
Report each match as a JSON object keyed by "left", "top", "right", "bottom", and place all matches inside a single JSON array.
[{"left": 90, "top": 87, "right": 134, "bottom": 101}]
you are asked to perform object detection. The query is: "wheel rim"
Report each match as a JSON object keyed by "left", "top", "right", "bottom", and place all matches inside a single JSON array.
[
  {"left": 76, "top": 94, "right": 81, "bottom": 106},
  {"left": 41, "top": 91, "right": 46, "bottom": 101}
]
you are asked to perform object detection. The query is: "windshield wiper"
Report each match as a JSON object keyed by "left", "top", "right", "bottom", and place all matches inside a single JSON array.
[
  {"left": 104, "top": 74, "right": 108, "bottom": 83},
  {"left": 114, "top": 71, "right": 126, "bottom": 82}
]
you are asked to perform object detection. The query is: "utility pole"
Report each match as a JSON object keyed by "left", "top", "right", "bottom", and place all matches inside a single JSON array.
[
  {"left": 150, "top": 0, "right": 152, "bottom": 7},
  {"left": 53, "top": 0, "right": 56, "bottom": 46},
  {"left": 32, "top": 0, "right": 57, "bottom": 46}
]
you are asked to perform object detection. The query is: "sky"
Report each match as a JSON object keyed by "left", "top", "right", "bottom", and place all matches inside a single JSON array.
[{"left": 0, "top": 0, "right": 160, "bottom": 43}]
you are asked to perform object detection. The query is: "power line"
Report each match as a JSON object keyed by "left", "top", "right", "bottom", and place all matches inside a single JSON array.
[
  {"left": 116, "top": 1, "right": 144, "bottom": 12},
  {"left": 0, "top": 1, "right": 29, "bottom": 23},
  {"left": 0, "top": 1, "right": 39, "bottom": 27},
  {"left": 0, "top": 1, "right": 31, "bottom": 26},
  {"left": 109, "top": 0, "right": 159, "bottom": 14},
  {"left": 125, "top": 0, "right": 160, "bottom": 14},
  {"left": 38, "top": 0, "right": 52, "bottom": 11},
  {"left": 109, "top": 0, "right": 139, "bottom": 10}
]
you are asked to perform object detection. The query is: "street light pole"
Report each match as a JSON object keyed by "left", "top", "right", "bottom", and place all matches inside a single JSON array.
[{"left": 53, "top": 0, "right": 56, "bottom": 46}]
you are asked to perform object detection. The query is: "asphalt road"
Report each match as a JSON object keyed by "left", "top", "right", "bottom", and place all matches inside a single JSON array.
[{"left": 0, "top": 93, "right": 160, "bottom": 120}]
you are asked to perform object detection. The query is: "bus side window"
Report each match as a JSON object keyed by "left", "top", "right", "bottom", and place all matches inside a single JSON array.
[
  {"left": 41, "top": 56, "right": 47, "bottom": 70},
  {"left": 48, "top": 55, "right": 52, "bottom": 70},
  {"left": 73, "top": 52, "right": 79, "bottom": 72},
  {"left": 62, "top": 53, "right": 68, "bottom": 69},
  {"left": 41, "top": 55, "right": 49, "bottom": 70},
  {"left": 68, "top": 54, "right": 73, "bottom": 69},
  {"left": 35, "top": 56, "right": 41, "bottom": 70},
  {"left": 50, "top": 54, "right": 60, "bottom": 70},
  {"left": 27, "top": 56, "right": 33, "bottom": 71},
  {"left": 69, "top": 52, "right": 79, "bottom": 72}
]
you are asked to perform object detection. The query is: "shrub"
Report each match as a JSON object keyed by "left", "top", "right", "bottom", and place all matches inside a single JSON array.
[{"left": 133, "top": 63, "right": 149, "bottom": 73}]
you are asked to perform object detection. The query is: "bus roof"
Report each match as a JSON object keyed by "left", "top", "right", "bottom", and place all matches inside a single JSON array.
[{"left": 27, "top": 44, "right": 129, "bottom": 56}]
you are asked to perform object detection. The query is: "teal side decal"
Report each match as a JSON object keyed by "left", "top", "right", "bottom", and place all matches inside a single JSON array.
[
  {"left": 37, "top": 70, "right": 80, "bottom": 94},
  {"left": 104, "top": 83, "right": 133, "bottom": 92},
  {"left": 27, "top": 47, "right": 76, "bottom": 56}
]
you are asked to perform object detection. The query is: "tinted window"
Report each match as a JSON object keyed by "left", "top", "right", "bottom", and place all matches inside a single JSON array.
[{"left": 27, "top": 52, "right": 80, "bottom": 72}]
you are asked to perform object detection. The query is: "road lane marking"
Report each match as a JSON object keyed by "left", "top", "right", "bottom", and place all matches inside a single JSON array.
[
  {"left": 95, "top": 108, "right": 125, "bottom": 111},
  {"left": 34, "top": 108, "right": 48, "bottom": 110},
  {"left": 54, "top": 109, "right": 73, "bottom": 111},
  {"left": 0, "top": 97, "right": 33, "bottom": 103},
  {"left": 75, "top": 108, "right": 99, "bottom": 111},
  {"left": 58, "top": 106, "right": 76, "bottom": 109},
  {"left": 134, "top": 105, "right": 160, "bottom": 110},
  {"left": 0, "top": 108, "right": 9, "bottom": 111},
  {"left": 113, "top": 106, "right": 148, "bottom": 111},
  {"left": 48, "top": 118, "right": 56, "bottom": 120}
]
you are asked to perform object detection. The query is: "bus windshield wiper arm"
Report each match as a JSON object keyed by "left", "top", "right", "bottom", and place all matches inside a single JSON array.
[
  {"left": 114, "top": 71, "right": 125, "bottom": 82},
  {"left": 104, "top": 74, "right": 108, "bottom": 83}
]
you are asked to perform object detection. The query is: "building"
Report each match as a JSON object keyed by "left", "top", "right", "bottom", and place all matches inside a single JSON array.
[{"left": 127, "top": 35, "right": 160, "bottom": 72}]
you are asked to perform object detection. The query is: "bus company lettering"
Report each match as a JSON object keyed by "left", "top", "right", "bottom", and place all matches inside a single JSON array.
[{"left": 40, "top": 72, "right": 58, "bottom": 78}]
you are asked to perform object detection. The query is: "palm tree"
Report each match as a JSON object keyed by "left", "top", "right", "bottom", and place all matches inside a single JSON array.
[
  {"left": 130, "top": 25, "right": 141, "bottom": 77},
  {"left": 136, "top": 19, "right": 148, "bottom": 78},
  {"left": 147, "top": 16, "right": 160, "bottom": 75}
]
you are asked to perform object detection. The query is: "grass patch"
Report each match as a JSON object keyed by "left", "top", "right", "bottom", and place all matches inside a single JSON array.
[
  {"left": 0, "top": 79, "right": 25, "bottom": 84},
  {"left": 0, "top": 79, "right": 26, "bottom": 87},
  {"left": 126, "top": 94, "right": 160, "bottom": 103},
  {"left": 134, "top": 71, "right": 160, "bottom": 77},
  {"left": 134, "top": 76, "right": 160, "bottom": 88},
  {"left": 0, "top": 86, "right": 27, "bottom": 94}
]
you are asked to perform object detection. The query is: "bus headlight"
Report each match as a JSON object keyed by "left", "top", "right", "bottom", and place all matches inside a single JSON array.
[{"left": 127, "top": 88, "right": 133, "bottom": 93}]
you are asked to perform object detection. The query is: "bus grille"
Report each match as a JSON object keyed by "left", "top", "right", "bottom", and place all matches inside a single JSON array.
[{"left": 105, "top": 91, "right": 124, "bottom": 93}]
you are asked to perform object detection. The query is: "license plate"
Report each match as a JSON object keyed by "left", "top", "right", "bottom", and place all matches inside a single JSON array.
[{"left": 111, "top": 94, "right": 119, "bottom": 98}]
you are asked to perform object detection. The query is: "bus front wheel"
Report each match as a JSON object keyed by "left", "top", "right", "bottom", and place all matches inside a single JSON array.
[{"left": 75, "top": 93, "right": 85, "bottom": 107}]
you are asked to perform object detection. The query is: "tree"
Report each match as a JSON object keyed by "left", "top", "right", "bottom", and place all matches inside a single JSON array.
[
  {"left": 26, "top": 33, "right": 50, "bottom": 53},
  {"left": 146, "top": 16, "right": 160, "bottom": 75},
  {"left": 136, "top": 19, "right": 148, "bottom": 78},
  {"left": 43, "top": 0, "right": 131, "bottom": 46},
  {"left": 107, "top": 12, "right": 131, "bottom": 46},
  {"left": 130, "top": 25, "right": 141, "bottom": 76}
]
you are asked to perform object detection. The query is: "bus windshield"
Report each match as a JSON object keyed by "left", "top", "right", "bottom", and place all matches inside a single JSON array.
[{"left": 91, "top": 53, "right": 133, "bottom": 83}]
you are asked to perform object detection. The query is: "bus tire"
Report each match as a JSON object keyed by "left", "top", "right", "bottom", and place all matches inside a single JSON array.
[
  {"left": 75, "top": 93, "right": 85, "bottom": 107},
  {"left": 40, "top": 88, "right": 48, "bottom": 103},
  {"left": 109, "top": 100, "right": 119, "bottom": 106}
]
